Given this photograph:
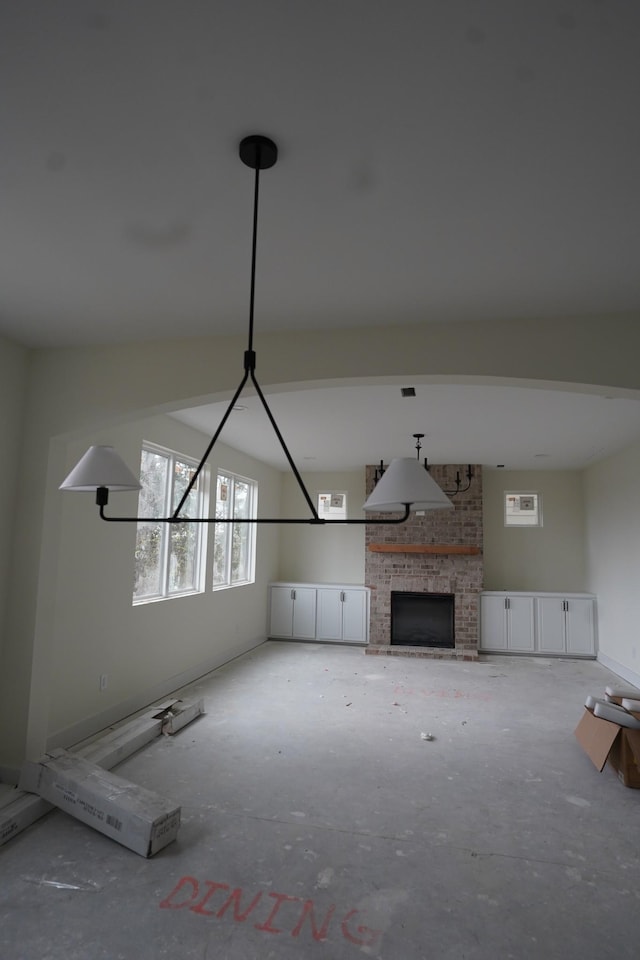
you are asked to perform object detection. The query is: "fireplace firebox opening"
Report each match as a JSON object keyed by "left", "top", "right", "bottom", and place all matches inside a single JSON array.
[{"left": 390, "top": 591, "right": 455, "bottom": 648}]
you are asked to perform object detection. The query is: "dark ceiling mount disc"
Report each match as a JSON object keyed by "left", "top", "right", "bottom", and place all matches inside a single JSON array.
[{"left": 239, "top": 135, "right": 278, "bottom": 170}]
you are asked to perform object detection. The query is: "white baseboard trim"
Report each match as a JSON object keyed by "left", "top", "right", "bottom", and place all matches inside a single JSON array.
[
  {"left": 597, "top": 651, "right": 640, "bottom": 690},
  {"left": 45, "top": 636, "right": 267, "bottom": 754}
]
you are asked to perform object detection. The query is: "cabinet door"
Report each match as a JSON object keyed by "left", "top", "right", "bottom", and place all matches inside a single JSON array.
[
  {"left": 480, "top": 596, "right": 508, "bottom": 651},
  {"left": 535, "top": 597, "right": 565, "bottom": 654},
  {"left": 291, "top": 587, "right": 317, "bottom": 639},
  {"left": 565, "top": 598, "right": 595, "bottom": 656},
  {"left": 270, "top": 587, "right": 295, "bottom": 637},
  {"left": 341, "top": 589, "right": 368, "bottom": 643},
  {"left": 507, "top": 596, "right": 535, "bottom": 652},
  {"left": 316, "top": 589, "right": 343, "bottom": 640}
]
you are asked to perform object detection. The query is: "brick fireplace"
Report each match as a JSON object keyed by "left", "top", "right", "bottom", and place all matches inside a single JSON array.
[{"left": 364, "top": 463, "right": 483, "bottom": 660}]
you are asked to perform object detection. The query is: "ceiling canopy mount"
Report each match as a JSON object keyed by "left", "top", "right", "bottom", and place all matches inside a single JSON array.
[{"left": 239, "top": 135, "right": 278, "bottom": 171}]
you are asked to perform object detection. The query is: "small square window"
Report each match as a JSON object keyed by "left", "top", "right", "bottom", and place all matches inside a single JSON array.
[
  {"left": 504, "top": 491, "right": 542, "bottom": 527},
  {"left": 317, "top": 491, "right": 347, "bottom": 521}
]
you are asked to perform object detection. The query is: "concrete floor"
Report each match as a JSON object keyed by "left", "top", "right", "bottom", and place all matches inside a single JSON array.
[{"left": 1, "top": 641, "right": 638, "bottom": 959}]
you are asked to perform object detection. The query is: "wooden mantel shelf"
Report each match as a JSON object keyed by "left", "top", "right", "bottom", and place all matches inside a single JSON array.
[{"left": 368, "top": 543, "right": 481, "bottom": 555}]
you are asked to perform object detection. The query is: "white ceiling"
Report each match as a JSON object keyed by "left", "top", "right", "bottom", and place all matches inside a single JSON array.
[
  {"left": 2, "top": 2, "right": 640, "bottom": 470},
  {"left": 172, "top": 382, "right": 640, "bottom": 472}
]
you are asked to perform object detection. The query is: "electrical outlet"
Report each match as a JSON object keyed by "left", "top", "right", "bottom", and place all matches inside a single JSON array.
[{"left": 99, "top": 674, "right": 108, "bottom": 691}]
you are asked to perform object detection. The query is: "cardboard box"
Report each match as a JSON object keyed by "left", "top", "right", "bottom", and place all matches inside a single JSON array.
[
  {"left": 19, "top": 748, "right": 180, "bottom": 856},
  {"left": 4, "top": 697, "right": 202, "bottom": 850},
  {"left": 0, "top": 792, "right": 53, "bottom": 848},
  {"left": 574, "top": 708, "right": 640, "bottom": 788},
  {"left": 152, "top": 697, "right": 205, "bottom": 735}
]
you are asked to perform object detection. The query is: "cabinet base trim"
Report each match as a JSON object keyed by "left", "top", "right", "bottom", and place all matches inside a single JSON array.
[{"left": 479, "top": 649, "right": 596, "bottom": 660}]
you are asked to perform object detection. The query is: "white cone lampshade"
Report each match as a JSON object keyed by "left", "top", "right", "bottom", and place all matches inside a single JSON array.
[
  {"left": 59, "top": 445, "right": 141, "bottom": 492},
  {"left": 363, "top": 458, "right": 453, "bottom": 512}
]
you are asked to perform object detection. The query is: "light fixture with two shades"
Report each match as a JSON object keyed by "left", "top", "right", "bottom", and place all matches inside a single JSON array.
[{"left": 60, "top": 136, "right": 454, "bottom": 524}]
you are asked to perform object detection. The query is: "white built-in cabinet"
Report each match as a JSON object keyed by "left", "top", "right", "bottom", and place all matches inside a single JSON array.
[
  {"left": 316, "top": 588, "right": 368, "bottom": 643},
  {"left": 269, "top": 585, "right": 317, "bottom": 639},
  {"left": 269, "top": 583, "right": 369, "bottom": 644},
  {"left": 480, "top": 594, "right": 536, "bottom": 653},
  {"left": 480, "top": 592, "right": 596, "bottom": 658},
  {"left": 535, "top": 595, "right": 596, "bottom": 657}
]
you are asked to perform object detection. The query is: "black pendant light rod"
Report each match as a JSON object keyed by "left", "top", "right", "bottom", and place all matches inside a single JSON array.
[
  {"left": 170, "top": 136, "right": 280, "bottom": 522},
  {"left": 96, "top": 135, "right": 411, "bottom": 526},
  {"left": 247, "top": 143, "right": 260, "bottom": 355},
  {"left": 236, "top": 136, "right": 321, "bottom": 521},
  {"left": 97, "top": 493, "right": 409, "bottom": 525}
]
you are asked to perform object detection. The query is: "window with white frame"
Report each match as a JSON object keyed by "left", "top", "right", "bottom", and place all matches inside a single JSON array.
[
  {"left": 212, "top": 470, "right": 257, "bottom": 588},
  {"left": 133, "top": 444, "right": 208, "bottom": 603},
  {"left": 317, "top": 491, "right": 347, "bottom": 521},
  {"left": 504, "top": 491, "right": 542, "bottom": 527}
]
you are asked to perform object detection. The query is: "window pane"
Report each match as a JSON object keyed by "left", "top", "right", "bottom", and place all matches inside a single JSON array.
[
  {"left": 234, "top": 479, "right": 250, "bottom": 518},
  {"left": 169, "top": 523, "right": 198, "bottom": 592},
  {"left": 216, "top": 474, "right": 231, "bottom": 517},
  {"left": 213, "top": 471, "right": 256, "bottom": 588},
  {"left": 133, "top": 445, "right": 208, "bottom": 603},
  {"left": 232, "top": 525, "right": 250, "bottom": 582},
  {"left": 212, "top": 527, "right": 229, "bottom": 585},
  {"left": 134, "top": 450, "right": 168, "bottom": 600},
  {"left": 168, "top": 459, "right": 200, "bottom": 593},
  {"left": 139, "top": 450, "right": 168, "bottom": 518},
  {"left": 134, "top": 521, "right": 163, "bottom": 598},
  {"left": 172, "top": 459, "right": 199, "bottom": 517},
  {"left": 213, "top": 473, "right": 231, "bottom": 585},
  {"left": 231, "top": 479, "right": 251, "bottom": 582}
]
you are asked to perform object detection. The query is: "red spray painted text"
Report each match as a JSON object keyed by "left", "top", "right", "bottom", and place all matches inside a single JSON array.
[{"left": 159, "top": 875, "right": 383, "bottom": 948}]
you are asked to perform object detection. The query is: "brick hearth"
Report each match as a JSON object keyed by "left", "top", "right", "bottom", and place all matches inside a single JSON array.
[{"left": 364, "top": 463, "right": 483, "bottom": 660}]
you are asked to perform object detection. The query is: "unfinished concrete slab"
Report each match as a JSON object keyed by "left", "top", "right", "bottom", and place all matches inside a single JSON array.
[{"left": 0, "top": 641, "right": 638, "bottom": 959}]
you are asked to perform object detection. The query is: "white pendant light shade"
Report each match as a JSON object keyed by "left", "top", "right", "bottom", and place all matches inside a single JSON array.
[
  {"left": 59, "top": 445, "right": 141, "bottom": 492},
  {"left": 363, "top": 458, "right": 453, "bottom": 512}
]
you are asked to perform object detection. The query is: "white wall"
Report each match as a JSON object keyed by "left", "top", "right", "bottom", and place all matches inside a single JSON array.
[
  {"left": 277, "top": 470, "right": 366, "bottom": 584},
  {"left": 584, "top": 439, "right": 640, "bottom": 686},
  {"left": 45, "top": 414, "right": 282, "bottom": 746},
  {"left": 0, "top": 335, "right": 27, "bottom": 663},
  {"left": 483, "top": 470, "right": 587, "bottom": 591},
  {"left": 3, "top": 314, "right": 640, "bottom": 776}
]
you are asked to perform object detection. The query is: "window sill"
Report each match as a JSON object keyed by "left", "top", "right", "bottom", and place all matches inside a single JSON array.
[{"left": 133, "top": 589, "right": 203, "bottom": 607}]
